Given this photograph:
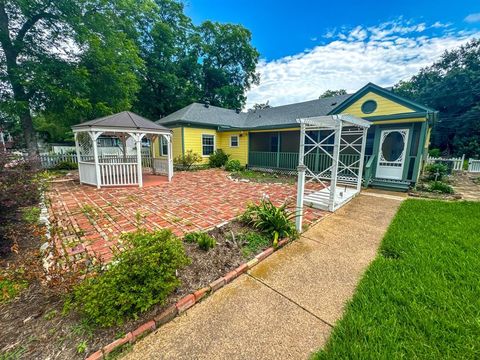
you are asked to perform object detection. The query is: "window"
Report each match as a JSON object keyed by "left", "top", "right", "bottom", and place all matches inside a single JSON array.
[
  {"left": 160, "top": 136, "right": 168, "bottom": 156},
  {"left": 230, "top": 135, "right": 239, "bottom": 147},
  {"left": 202, "top": 134, "right": 215, "bottom": 156},
  {"left": 361, "top": 100, "right": 377, "bottom": 114}
]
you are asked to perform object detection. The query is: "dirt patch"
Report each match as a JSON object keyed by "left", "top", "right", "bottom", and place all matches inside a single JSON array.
[{"left": 0, "top": 221, "right": 267, "bottom": 359}]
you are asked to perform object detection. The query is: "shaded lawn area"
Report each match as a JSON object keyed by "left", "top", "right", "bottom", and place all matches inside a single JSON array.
[{"left": 314, "top": 199, "right": 480, "bottom": 359}]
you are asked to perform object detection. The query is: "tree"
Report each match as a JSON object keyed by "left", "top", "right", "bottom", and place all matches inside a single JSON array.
[
  {"left": 198, "top": 21, "right": 259, "bottom": 110},
  {"left": 394, "top": 39, "right": 480, "bottom": 157},
  {"left": 250, "top": 101, "right": 271, "bottom": 110},
  {"left": 319, "top": 89, "right": 347, "bottom": 98}
]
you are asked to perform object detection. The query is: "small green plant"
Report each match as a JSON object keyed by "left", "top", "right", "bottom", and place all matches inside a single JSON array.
[
  {"left": 241, "top": 199, "right": 297, "bottom": 247},
  {"left": 427, "top": 181, "right": 454, "bottom": 194},
  {"left": 208, "top": 149, "right": 230, "bottom": 168},
  {"left": 428, "top": 148, "right": 441, "bottom": 158},
  {"left": 424, "top": 162, "right": 449, "bottom": 181},
  {"left": 76, "top": 340, "right": 88, "bottom": 354},
  {"left": 52, "top": 161, "right": 78, "bottom": 170},
  {"left": 0, "top": 278, "right": 28, "bottom": 303},
  {"left": 184, "top": 232, "right": 216, "bottom": 251},
  {"left": 68, "top": 229, "right": 190, "bottom": 326},
  {"left": 240, "top": 232, "right": 270, "bottom": 258},
  {"left": 22, "top": 206, "right": 40, "bottom": 224},
  {"left": 44, "top": 309, "right": 58, "bottom": 320},
  {"left": 225, "top": 159, "right": 243, "bottom": 172},
  {"left": 173, "top": 150, "right": 202, "bottom": 170}
]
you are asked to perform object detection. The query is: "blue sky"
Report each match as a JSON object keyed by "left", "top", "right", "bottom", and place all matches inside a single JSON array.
[{"left": 184, "top": 0, "right": 480, "bottom": 108}]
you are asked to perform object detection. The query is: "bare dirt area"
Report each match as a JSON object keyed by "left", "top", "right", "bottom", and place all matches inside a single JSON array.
[{"left": 451, "top": 172, "right": 480, "bottom": 201}]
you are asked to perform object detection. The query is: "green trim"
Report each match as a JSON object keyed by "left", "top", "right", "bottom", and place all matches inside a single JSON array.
[
  {"left": 401, "top": 123, "right": 415, "bottom": 180},
  {"left": 329, "top": 82, "right": 436, "bottom": 115},
  {"left": 276, "top": 131, "right": 281, "bottom": 168},
  {"left": 363, "top": 112, "right": 428, "bottom": 121},
  {"left": 181, "top": 126, "right": 185, "bottom": 157},
  {"left": 411, "top": 121, "right": 428, "bottom": 183}
]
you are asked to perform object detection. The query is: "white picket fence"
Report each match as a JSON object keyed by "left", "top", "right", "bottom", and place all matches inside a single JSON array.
[
  {"left": 425, "top": 154, "right": 464, "bottom": 171},
  {"left": 468, "top": 159, "right": 480, "bottom": 173}
]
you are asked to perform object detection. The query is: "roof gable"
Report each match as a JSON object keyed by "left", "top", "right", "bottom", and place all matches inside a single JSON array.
[{"left": 329, "top": 83, "right": 434, "bottom": 116}]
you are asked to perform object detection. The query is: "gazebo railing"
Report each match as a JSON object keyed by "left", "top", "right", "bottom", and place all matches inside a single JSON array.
[
  {"left": 99, "top": 162, "right": 138, "bottom": 186},
  {"left": 78, "top": 162, "right": 97, "bottom": 186}
]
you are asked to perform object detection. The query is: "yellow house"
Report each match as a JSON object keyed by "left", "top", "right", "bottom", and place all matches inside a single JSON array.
[{"left": 154, "top": 83, "right": 437, "bottom": 191}]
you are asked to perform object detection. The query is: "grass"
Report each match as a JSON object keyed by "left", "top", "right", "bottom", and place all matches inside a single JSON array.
[
  {"left": 314, "top": 199, "right": 480, "bottom": 359},
  {"left": 0, "top": 278, "right": 28, "bottom": 303},
  {"left": 239, "top": 231, "right": 271, "bottom": 258}
]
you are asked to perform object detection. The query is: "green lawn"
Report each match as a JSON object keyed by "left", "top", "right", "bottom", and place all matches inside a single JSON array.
[{"left": 314, "top": 199, "right": 480, "bottom": 359}]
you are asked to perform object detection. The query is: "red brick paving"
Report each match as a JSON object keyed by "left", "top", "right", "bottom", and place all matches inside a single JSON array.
[{"left": 47, "top": 169, "right": 326, "bottom": 265}]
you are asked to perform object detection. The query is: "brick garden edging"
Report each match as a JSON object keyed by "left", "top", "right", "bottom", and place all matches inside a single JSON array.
[{"left": 85, "top": 238, "right": 291, "bottom": 360}]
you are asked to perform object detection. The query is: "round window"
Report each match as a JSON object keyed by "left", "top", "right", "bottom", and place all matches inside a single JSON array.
[
  {"left": 381, "top": 131, "right": 405, "bottom": 162},
  {"left": 361, "top": 100, "right": 377, "bottom": 114}
]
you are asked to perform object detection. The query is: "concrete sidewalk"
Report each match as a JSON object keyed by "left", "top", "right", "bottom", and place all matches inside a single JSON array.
[{"left": 123, "top": 194, "right": 402, "bottom": 360}]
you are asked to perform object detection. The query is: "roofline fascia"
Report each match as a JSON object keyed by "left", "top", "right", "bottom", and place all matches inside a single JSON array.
[
  {"left": 328, "top": 83, "right": 436, "bottom": 115},
  {"left": 72, "top": 127, "right": 172, "bottom": 135}
]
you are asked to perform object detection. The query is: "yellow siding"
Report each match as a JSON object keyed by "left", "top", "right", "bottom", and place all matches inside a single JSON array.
[
  {"left": 151, "top": 127, "right": 183, "bottom": 159},
  {"left": 183, "top": 127, "right": 217, "bottom": 164},
  {"left": 218, "top": 131, "right": 249, "bottom": 165},
  {"left": 343, "top": 92, "right": 414, "bottom": 117},
  {"left": 372, "top": 117, "right": 426, "bottom": 125}
]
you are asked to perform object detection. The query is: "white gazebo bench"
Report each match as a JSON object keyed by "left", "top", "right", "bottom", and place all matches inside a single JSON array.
[{"left": 72, "top": 111, "right": 173, "bottom": 188}]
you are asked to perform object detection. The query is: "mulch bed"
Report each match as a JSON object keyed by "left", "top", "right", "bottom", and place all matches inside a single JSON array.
[{"left": 0, "top": 220, "right": 266, "bottom": 359}]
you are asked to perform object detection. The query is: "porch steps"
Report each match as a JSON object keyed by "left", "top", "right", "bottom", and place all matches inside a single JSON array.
[{"left": 369, "top": 178, "right": 410, "bottom": 192}]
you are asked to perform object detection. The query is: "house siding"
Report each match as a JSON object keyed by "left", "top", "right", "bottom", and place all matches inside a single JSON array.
[
  {"left": 183, "top": 127, "right": 217, "bottom": 164},
  {"left": 342, "top": 92, "right": 415, "bottom": 117},
  {"left": 218, "top": 131, "right": 249, "bottom": 165},
  {"left": 152, "top": 126, "right": 183, "bottom": 159}
]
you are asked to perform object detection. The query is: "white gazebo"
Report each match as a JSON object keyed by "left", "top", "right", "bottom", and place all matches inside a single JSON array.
[
  {"left": 295, "top": 114, "right": 371, "bottom": 231},
  {"left": 72, "top": 111, "right": 173, "bottom": 188}
]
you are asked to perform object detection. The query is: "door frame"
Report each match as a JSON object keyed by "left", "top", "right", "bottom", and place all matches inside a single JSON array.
[{"left": 375, "top": 128, "right": 410, "bottom": 180}]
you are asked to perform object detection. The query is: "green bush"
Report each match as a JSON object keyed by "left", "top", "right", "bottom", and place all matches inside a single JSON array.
[
  {"left": 173, "top": 150, "right": 202, "bottom": 170},
  {"left": 428, "top": 181, "right": 454, "bottom": 194},
  {"left": 52, "top": 161, "right": 78, "bottom": 170},
  {"left": 225, "top": 159, "right": 243, "bottom": 172},
  {"left": 208, "top": 149, "right": 230, "bottom": 168},
  {"left": 184, "top": 232, "right": 216, "bottom": 251},
  {"left": 241, "top": 199, "right": 297, "bottom": 247},
  {"left": 424, "top": 162, "right": 449, "bottom": 181},
  {"left": 428, "top": 148, "right": 442, "bottom": 158},
  {"left": 70, "top": 229, "right": 190, "bottom": 326}
]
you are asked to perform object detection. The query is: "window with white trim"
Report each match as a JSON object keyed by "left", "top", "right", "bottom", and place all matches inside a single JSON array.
[
  {"left": 202, "top": 134, "right": 215, "bottom": 156},
  {"left": 230, "top": 135, "right": 239, "bottom": 147},
  {"left": 160, "top": 136, "right": 168, "bottom": 156}
]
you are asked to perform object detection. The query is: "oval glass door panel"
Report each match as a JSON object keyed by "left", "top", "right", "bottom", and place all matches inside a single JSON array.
[{"left": 381, "top": 131, "right": 405, "bottom": 162}]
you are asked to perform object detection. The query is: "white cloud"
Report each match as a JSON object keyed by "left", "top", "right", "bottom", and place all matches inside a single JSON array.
[
  {"left": 246, "top": 19, "right": 479, "bottom": 109},
  {"left": 465, "top": 13, "right": 480, "bottom": 23}
]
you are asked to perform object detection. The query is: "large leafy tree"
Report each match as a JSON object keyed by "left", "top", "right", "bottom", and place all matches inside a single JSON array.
[
  {"left": 319, "top": 89, "right": 347, "bottom": 98},
  {"left": 394, "top": 39, "right": 480, "bottom": 157}
]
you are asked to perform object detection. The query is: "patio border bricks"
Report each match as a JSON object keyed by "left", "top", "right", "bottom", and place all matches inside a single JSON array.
[{"left": 85, "top": 238, "right": 292, "bottom": 360}]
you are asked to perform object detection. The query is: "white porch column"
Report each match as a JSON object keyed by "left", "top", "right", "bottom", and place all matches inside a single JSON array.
[
  {"left": 136, "top": 133, "right": 146, "bottom": 188},
  {"left": 328, "top": 121, "right": 342, "bottom": 211},
  {"left": 89, "top": 131, "right": 102, "bottom": 189},
  {"left": 167, "top": 134, "right": 173, "bottom": 182},
  {"left": 357, "top": 128, "right": 368, "bottom": 191},
  {"left": 295, "top": 121, "right": 306, "bottom": 232}
]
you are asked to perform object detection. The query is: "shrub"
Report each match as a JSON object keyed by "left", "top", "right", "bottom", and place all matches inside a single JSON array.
[
  {"left": 225, "top": 159, "right": 243, "bottom": 172},
  {"left": 70, "top": 229, "right": 190, "bottom": 326},
  {"left": 184, "top": 232, "right": 216, "bottom": 251},
  {"left": 428, "top": 181, "right": 454, "bottom": 194},
  {"left": 424, "top": 163, "right": 449, "bottom": 181},
  {"left": 208, "top": 149, "right": 230, "bottom": 168},
  {"left": 51, "top": 161, "right": 78, "bottom": 170},
  {"left": 241, "top": 199, "right": 297, "bottom": 247},
  {"left": 428, "top": 148, "right": 442, "bottom": 158},
  {"left": 173, "top": 150, "right": 202, "bottom": 170}
]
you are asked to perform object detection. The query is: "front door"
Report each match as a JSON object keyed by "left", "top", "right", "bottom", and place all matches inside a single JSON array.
[{"left": 376, "top": 129, "right": 409, "bottom": 180}]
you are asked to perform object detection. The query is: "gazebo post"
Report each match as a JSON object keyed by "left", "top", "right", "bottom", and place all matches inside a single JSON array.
[
  {"left": 167, "top": 134, "right": 173, "bottom": 182},
  {"left": 328, "top": 120, "right": 342, "bottom": 211},
  {"left": 357, "top": 128, "right": 368, "bottom": 192},
  {"left": 89, "top": 131, "right": 102, "bottom": 189},
  {"left": 295, "top": 121, "right": 306, "bottom": 232},
  {"left": 74, "top": 132, "right": 82, "bottom": 184},
  {"left": 135, "top": 133, "right": 146, "bottom": 188}
]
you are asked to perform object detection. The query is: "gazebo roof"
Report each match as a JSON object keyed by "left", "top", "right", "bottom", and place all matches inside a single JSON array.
[{"left": 72, "top": 111, "right": 171, "bottom": 134}]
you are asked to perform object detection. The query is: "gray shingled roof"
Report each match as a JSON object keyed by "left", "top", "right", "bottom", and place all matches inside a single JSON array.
[
  {"left": 73, "top": 111, "right": 171, "bottom": 132},
  {"left": 156, "top": 94, "right": 352, "bottom": 130}
]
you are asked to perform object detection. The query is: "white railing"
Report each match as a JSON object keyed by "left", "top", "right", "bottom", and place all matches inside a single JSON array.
[
  {"left": 468, "top": 159, "right": 480, "bottom": 173},
  {"left": 99, "top": 163, "right": 138, "bottom": 186},
  {"left": 152, "top": 158, "right": 168, "bottom": 175},
  {"left": 78, "top": 162, "right": 97, "bottom": 185},
  {"left": 426, "top": 154, "right": 464, "bottom": 171}
]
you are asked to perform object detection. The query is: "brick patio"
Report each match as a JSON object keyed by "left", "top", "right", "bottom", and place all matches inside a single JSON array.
[{"left": 47, "top": 169, "right": 326, "bottom": 264}]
